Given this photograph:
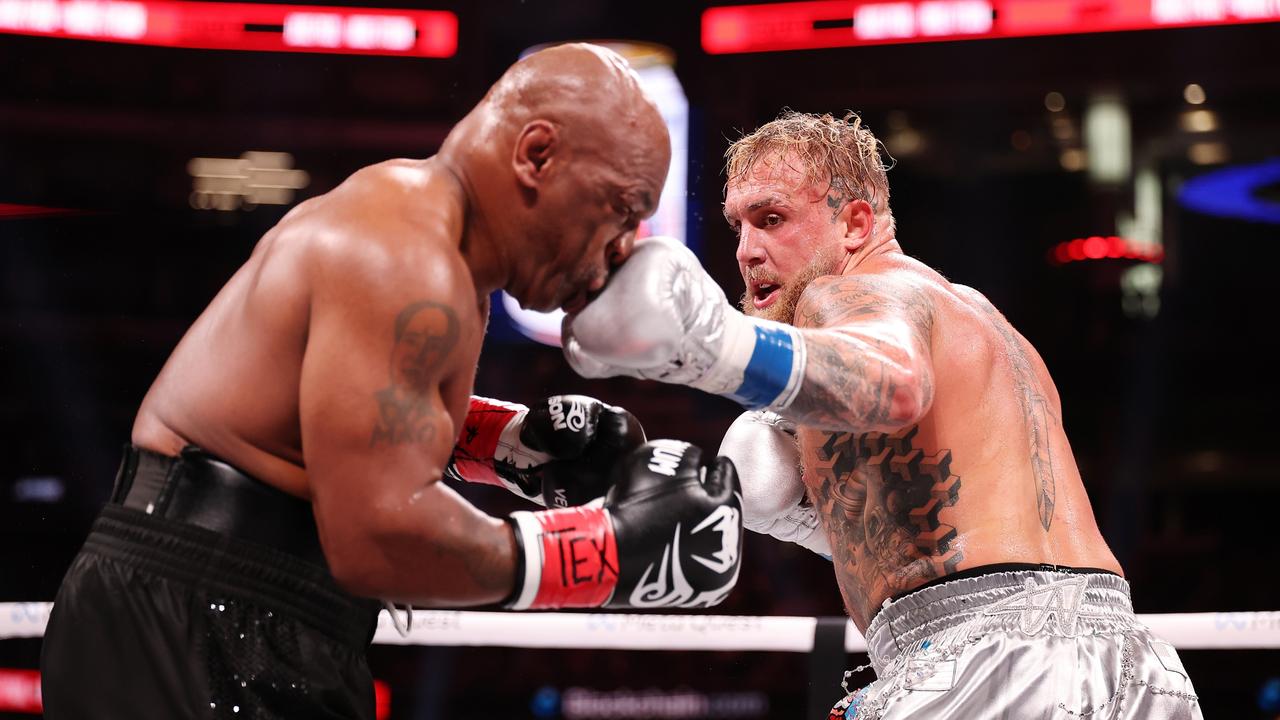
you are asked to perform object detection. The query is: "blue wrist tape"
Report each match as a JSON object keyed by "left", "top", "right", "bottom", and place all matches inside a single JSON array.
[{"left": 727, "top": 323, "right": 802, "bottom": 409}]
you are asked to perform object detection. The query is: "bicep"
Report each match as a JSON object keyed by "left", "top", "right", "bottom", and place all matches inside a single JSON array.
[
  {"left": 299, "top": 260, "right": 476, "bottom": 539},
  {"left": 795, "top": 274, "right": 934, "bottom": 361},
  {"left": 788, "top": 275, "right": 936, "bottom": 431}
]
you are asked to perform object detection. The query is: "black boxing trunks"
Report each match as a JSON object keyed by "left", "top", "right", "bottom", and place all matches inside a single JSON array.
[{"left": 40, "top": 446, "right": 381, "bottom": 720}]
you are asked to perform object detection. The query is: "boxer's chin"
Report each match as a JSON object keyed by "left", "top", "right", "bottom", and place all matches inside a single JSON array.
[
  {"left": 740, "top": 260, "right": 835, "bottom": 325},
  {"left": 741, "top": 290, "right": 790, "bottom": 324}
]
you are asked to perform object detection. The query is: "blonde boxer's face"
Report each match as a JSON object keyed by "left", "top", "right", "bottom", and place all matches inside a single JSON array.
[{"left": 724, "top": 153, "right": 845, "bottom": 325}]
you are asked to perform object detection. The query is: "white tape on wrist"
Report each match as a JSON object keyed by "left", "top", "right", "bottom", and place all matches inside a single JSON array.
[{"left": 507, "top": 511, "right": 544, "bottom": 611}]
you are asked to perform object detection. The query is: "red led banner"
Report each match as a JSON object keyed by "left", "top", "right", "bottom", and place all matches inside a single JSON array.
[
  {"left": 0, "top": 0, "right": 457, "bottom": 57},
  {"left": 0, "top": 669, "right": 41, "bottom": 714},
  {"left": 702, "top": 0, "right": 1280, "bottom": 53},
  {"left": 0, "top": 669, "right": 391, "bottom": 718}
]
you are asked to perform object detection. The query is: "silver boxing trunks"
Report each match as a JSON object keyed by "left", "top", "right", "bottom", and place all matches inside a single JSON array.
[{"left": 829, "top": 570, "right": 1202, "bottom": 719}]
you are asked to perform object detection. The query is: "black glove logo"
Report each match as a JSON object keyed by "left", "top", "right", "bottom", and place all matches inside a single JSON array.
[
  {"left": 627, "top": 503, "right": 743, "bottom": 609},
  {"left": 690, "top": 505, "right": 741, "bottom": 574},
  {"left": 547, "top": 396, "right": 587, "bottom": 433}
]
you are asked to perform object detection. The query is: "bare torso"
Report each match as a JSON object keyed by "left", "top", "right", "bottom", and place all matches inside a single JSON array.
[
  {"left": 795, "top": 253, "right": 1121, "bottom": 630},
  {"left": 131, "top": 159, "right": 485, "bottom": 499}
]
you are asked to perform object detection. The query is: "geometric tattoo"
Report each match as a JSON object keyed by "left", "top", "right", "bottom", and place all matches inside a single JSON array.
[
  {"left": 808, "top": 425, "right": 963, "bottom": 626},
  {"left": 370, "top": 301, "right": 460, "bottom": 448}
]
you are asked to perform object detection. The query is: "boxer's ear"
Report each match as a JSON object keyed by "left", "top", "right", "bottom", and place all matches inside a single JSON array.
[
  {"left": 839, "top": 198, "right": 875, "bottom": 254},
  {"left": 513, "top": 120, "right": 559, "bottom": 189}
]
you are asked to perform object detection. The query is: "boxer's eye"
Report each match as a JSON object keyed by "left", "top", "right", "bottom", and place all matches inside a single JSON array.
[
  {"left": 620, "top": 209, "right": 638, "bottom": 230},
  {"left": 763, "top": 214, "right": 782, "bottom": 227}
]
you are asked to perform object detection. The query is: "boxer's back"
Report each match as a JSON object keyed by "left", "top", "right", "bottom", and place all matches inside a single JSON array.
[
  {"left": 798, "top": 253, "right": 1121, "bottom": 629},
  {"left": 132, "top": 159, "right": 481, "bottom": 498}
]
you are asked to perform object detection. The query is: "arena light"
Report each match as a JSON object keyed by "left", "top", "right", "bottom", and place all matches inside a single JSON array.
[
  {"left": 1049, "top": 235, "right": 1164, "bottom": 265},
  {"left": 0, "top": 0, "right": 457, "bottom": 57},
  {"left": 0, "top": 203, "right": 87, "bottom": 219},
  {"left": 1084, "top": 93, "right": 1130, "bottom": 184},
  {"left": 1180, "top": 108, "right": 1219, "bottom": 132},
  {"left": 0, "top": 667, "right": 391, "bottom": 718},
  {"left": 1178, "top": 159, "right": 1280, "bottom": 224},
  {"left": 0, "top": 669, "right": 40, "bottom": 714},
  {"left": 187, "top": 151, "right": 310, "bottom": 212},
  {"left": 1187, "top": 141, "right": 1229, "bottom": 165},
  {"left": 701, "top": 0, "right": 1280, "bottom": 53}
]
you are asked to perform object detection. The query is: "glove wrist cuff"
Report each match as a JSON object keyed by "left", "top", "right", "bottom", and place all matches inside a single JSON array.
[
  {"left": 448, "top": 397, "right": 526, "bottom": 486},
  {"left": 695, "top": 312, "right": 806, "bottom": 411},
  {"left": 506, "top": 506, "right": 619, "bottom": 610}
]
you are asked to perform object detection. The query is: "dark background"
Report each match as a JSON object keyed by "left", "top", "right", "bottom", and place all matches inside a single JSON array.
[{"left": 2, "top": 0, "right": 1279, "bottom": 717}]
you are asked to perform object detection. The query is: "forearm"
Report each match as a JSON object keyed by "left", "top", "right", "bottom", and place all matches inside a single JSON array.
[
  {"left": 321, "top": 480, "right": 517, "bottom": 607},
  {"left": 782, "top": 328, "right": 931, "bottom": 433},
  {"left": 561, "top": 239, "right": 933, "bottom": 430}
]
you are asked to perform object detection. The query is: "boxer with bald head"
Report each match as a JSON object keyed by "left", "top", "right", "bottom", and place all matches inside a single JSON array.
[
  {"left": 41, "top": 44, "right": 744, "bottom": 720},
  {"left": 564, "top": 111, "right": 1200, "bottom": 718}
]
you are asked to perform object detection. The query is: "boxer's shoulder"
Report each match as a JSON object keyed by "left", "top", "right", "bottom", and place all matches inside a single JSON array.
[
  {"left": 950, "top": 282, "right": 997, "bottom": 312},
  {"left": 271, "top": 176, "right": 474, "bottom": 307},
  {"left": 284, "top": 159, "right": 466, "bottom": 256},
  {"left": 793, "top": 270, "right": 930, "bottom": 331}
]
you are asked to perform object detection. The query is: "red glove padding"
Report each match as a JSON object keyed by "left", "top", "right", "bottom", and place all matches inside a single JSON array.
[{"left": 446, "top": 395, "right": 645, "bottom": 507}]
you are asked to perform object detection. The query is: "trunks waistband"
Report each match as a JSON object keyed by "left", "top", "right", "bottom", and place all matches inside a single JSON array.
[
  {"left": 93, "top": 444, "right": 379, "bottom": 647},
  {"left": 84, "top": 503, "right": 380, "bottom": 648},
  {"left": 864, "top": 568, "right": 1135, "bottom": 670},
  {"left": 887, "top": 562, "right": 1121, "bottom": 605},
  {"left": 112, "top": 445, "right": 327, "bottom": 565}
]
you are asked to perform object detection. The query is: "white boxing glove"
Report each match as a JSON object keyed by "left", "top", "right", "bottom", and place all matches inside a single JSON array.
[
  {"left": 563, "top": 236, "right": 807, "bottom": 411},
  {"left": 718, "top": 410, "right": 831, "bottom": 558}
]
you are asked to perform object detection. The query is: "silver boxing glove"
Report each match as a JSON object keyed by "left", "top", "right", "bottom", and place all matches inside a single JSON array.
[
  {"left": 563, "top": 236, "right": 807, "bottom": 411},
  {"left": 718, "top": 410, "right": 831, "bottom": 558}
]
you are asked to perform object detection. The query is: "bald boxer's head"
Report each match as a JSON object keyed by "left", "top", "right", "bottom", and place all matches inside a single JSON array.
[
  {"left": 442, "top": 43, "right": 671, "bottom": 313},
  {"left": 722, "top": 111, "right": 895, "bottom": 324}
]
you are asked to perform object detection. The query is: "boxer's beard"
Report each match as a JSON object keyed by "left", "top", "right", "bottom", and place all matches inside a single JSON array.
[{"left": 740, "top": 251, "right": 840, "bottom": 326}]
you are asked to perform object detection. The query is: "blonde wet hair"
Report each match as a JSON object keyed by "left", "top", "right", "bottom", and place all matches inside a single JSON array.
[{"left": 725, "top": 110, "right": 895, "bottom": 232}]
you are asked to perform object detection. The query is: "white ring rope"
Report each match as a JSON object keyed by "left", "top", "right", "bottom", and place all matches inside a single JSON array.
[{"left": 3, "top": 603, "right": 1278, "bottom": 652}]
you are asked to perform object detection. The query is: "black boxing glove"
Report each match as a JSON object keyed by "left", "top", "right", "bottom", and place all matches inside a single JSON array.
[
  {"left": 505, "top": 439, "right": 743, "bottom": 610},
  {"left": 445, "top": 395, "right": 645, "bottom": 507}
]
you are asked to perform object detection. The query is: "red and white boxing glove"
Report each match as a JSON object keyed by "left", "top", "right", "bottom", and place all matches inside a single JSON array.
[
  {"left": 718, "top": 411, "right": 831, "bottom": 558},
  {"left": 505, "top": 439, "right": 743, "bottom": 610},
  {"left": 445, "top": 395, "right": 645, "bottom": 507}
]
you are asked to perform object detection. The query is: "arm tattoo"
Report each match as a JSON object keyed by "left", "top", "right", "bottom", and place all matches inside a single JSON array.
[
  {"left": 370, "top": 301, "right": 460, "bottom": 447},
  {"left": 807, "top": 425, "right": 963, "bottom": 627},
  {"left": 789, "top": 277, "right": 935, "bottom": 431},
  {"left": 974, "top": 300, "right": 1058, "bottom": 531}
]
